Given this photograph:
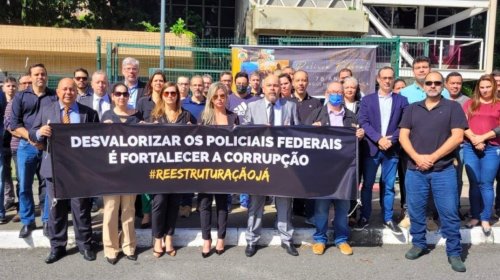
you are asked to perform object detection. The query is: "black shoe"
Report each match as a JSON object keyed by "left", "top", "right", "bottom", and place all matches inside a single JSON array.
[
  {"left": 405, "top": 246, "right": 427, "bottom": 260},
  {"left": 353, "top": 218, "right": 369, "bottom": 231},
  {"left": 4, "top": 201, "right": 16, "bottom": 212},
  {"left": 448, "top": 256, "right": 466, "bottom": 272},
  {"left": 105, "top": 257, "right": 118, "bottom": 265},
  {"left": 0, "top": 217, "right": 7, "bottom": 224},
  {"left": 19, "top": 223, "right": 36, "bottom": 238},
  {"left": 43, "top": 222, "right": 49, "bottom": 237},
  {"left": 126, "top": 254, "right": 137, "bottom": 261},
  {"left": 245, "top": 244, "right": 257, "bottom": 257},
  {"left": 384, "top": 220, "right": 403, "bottom": 235},
  {"left": 91, "top": 203, "right": 99, "bottom": 213},
  {"left": 45, "top": 250, "right": 66, "bottom": 264},
  {"left": 482, "top": 226, "right": 492, "bottom": 237},
  {"left": 281, "top": 242, "right": 299, "bottom": 256},
  {"left": 80, "top": 249, "right": 96, "bottom": 261}
]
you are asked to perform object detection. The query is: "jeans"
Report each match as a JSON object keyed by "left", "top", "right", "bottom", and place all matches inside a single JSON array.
[
  {"left": 361, "top": 151, "right": 398, "bottom": 222},
  {"left": 463, "top": 143, "right": 500, "bottom": 221},
  {"left": 16, "top": 140, "right": 42, "bottom": 225},
  {"left": 495, "top": 168, "right": 500, "bottom": 210},
  {"left": 313, "top": 199, "right": 350, "bottom": 245},
  {"left": 406, "top": 165, "right": 461, "bottom": 257},
  {"left": 455, "top": 145, "right": 465, "bottom": 209},
  {"left": 240, "top": 193, "right": 249, "bottom": 208}
]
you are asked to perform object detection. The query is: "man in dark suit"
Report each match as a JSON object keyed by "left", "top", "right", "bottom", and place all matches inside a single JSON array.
[
  {"left": 30, "top": 78, "right": 99, "bottom": 264},
  {"left": 355, "top": 66, "right": 409, "bottom": 234},
  {"left": 120, "top": 57, "right": 146, "bottom": 109},
  {"left": 243, "top": 74, "right": 300, "bottom": 257}
]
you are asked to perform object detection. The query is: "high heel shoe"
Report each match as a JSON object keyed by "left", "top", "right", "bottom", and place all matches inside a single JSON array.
[
  {"left": 153, "top": 249, "right": 165, "bottom": 258},
  {"left": 201, "top": 250, "right": 212, "bottom": 258},
  {"left": 215, "top": 248, "right": 225, "bottom": 255},
  {"left": 201, "top": 239, "right": 212, "bottom": 258},
  {"left": 165, "top": 248, "right": 177, "bottom": 257}
]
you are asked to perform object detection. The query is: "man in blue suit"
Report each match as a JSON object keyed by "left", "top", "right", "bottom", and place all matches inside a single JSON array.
[{"left": 355, "top": 66, "right": 409, "bottom": 235}]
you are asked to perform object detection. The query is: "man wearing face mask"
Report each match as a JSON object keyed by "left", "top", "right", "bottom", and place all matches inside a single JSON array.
[
  {"left": 306, "top": 81, "right": 365, "bottom": 256},
  {"left": 228, "top": 72, "right": 260, "bottom": 124}
]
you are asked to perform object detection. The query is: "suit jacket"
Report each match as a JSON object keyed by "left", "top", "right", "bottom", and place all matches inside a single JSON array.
[
  {"left": 358, "top": 92, "right": 408, "bottom": 157},
  {"left": 243, "top": 98, "right": 300, "bottom": 125},
  {"left": 77, "top": 92, "right": 112, "bottom": 111},
  {"left": 305, "top": 105, "right": 358, "bottom": 128},
  {"left": 29, "top": 101, "right": 99, "bottom": 178}
]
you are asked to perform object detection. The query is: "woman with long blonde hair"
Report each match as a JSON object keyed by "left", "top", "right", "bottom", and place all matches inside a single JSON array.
[
  {"left": 199, "top": 82, "right": 239, "bottom": 257},
  {"left": 462, "top": 74, "right": 500, "bottom": 236}
]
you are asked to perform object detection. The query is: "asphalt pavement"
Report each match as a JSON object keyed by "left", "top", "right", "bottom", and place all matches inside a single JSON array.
[{"left": 0, "top": 245, "right": 498, "bottom": 280}]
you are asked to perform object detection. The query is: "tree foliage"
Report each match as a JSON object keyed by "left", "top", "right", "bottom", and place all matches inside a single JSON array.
[{"left": 0, "top": 0, "right": 162, "bottom": 30}]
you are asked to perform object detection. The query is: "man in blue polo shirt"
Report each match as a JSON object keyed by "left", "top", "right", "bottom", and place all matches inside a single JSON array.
[
  {"left": 11, "top": 63, "right": 57, "bottom": 238},
  {"left": 179, "top": 75, "right": 205, "bottom": 217},
  {"left": 399, "top": 71, "right": 467, "bottom": 272}
]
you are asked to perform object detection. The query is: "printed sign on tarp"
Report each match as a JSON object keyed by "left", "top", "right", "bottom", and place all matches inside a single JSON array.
[
  {"left": 50, "top": 124, "right": 357, "bottom": 200},
  {"left": 231, "top": 45, "right": 377, "bottom": 95}
]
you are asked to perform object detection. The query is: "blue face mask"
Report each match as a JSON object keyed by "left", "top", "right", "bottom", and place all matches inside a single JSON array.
[{"left": 328, "top": 93, "right": 343, "bottom": 106}]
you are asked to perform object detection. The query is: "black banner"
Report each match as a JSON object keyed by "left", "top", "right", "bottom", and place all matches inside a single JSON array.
[{"left": 50, "top": 124, "right": 357, "bottom": 199}]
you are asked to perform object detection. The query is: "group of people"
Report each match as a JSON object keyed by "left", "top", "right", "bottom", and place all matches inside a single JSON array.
[{"left": 0, "top": 55, "right": 498, "bottom": 273}]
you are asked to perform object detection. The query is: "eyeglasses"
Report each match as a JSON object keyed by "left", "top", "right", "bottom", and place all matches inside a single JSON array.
[
  {"left": 213, "top": 94, "right": 226, "bottom": 100},
  {"left": 74, "top": 76, "right": 88, "bottom": 81},
  {"left": 113, "top": 91, "right": 130, "bottom": 97},
  {"left": 163, "top": 91, "right": 177, "bottom": 97},
  {"left": 424, "top": 81, "right": 443, "bottom": 86}
]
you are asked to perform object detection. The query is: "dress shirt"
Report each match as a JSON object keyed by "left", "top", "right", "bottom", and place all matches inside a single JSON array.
[
  {"left": 378, "top": 92, "right": 393, "bottom": 137},
  {"left": 328, "top": 107, "right": 345, "bottom": 127}
]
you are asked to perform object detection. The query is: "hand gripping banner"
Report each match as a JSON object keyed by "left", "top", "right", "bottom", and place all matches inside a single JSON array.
[{"left": 49, "top": 124, "right": 357, "bottom": 200}]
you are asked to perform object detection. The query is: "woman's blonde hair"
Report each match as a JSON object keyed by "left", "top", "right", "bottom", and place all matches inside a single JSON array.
[{"left": 200, "top": 82, "right": 229, "bottom": 125}]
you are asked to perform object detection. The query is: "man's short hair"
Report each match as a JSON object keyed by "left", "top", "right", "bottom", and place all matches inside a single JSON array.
[
  {"left": 425, "top": 71, "right": 444, "bottom": 82},
  {"left": 122, "top": 57, "right": 140, "bottom": 68},
  {"left": 3, "top": 76, "right": 17, "bottom": 84},
  {"left": 377, "top": 66, "right": 395, "bottom": 77},
  {"left": 202, "top": 74, "right": 213, "bottom": 81},
  {"left": 412, "top": 56, "right": 431, "bottom": 68},
  {"left": 339, "top": 68, "right": 353, "bottom": 77},
  {"left": 92, "top": 70, "right": 108, "bottom": 79},
  {"left": 74, "top": 68, "right": 89, "bottom": 77},
  {"left": 445, "top": 72, "right": 462, "bottom": 82},
  {"left": 491, "top": 70, "right": 500, "bottom": 77},
  {"left": 28, "top": 63, "right": 46, "bottom": 75},
  {"left": 234, "top": 71, "right": 248, "bottom": 81},
  {"left": 220, "top": 71, "right": 232, "bottom": 79}
]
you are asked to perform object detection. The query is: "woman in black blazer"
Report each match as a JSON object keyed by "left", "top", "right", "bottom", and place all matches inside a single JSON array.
[
  {"left": 198, "top": 82, "right": 239, "bottom": 257},
  {"left": 149, "top": 82, "right": 196, "bottom": 258}
]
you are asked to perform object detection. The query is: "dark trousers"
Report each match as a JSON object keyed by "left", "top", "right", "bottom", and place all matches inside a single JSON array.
[
  {"left": 151, "top": 193, "right": 181, "bottom": 238},
  {"left": 198, "top": 193, "right": 228, "bottom": 240},
  {"left": 46, "top": 178, "right": 93, "bottom": 253}
]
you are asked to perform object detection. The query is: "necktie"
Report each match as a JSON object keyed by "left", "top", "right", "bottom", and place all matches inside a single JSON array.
[
  {"left": 268, "top": 102, "right": 275, "bottom": 126},
  {"left": 63, "top": 106, "right": 70, "bottom": 124},
  {"left": 97, "top": 98, "right": 103, "bottom": 118}
]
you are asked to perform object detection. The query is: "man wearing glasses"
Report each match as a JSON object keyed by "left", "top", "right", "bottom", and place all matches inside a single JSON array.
[
  {"left": 18, "top": 74, "right": 32, "bottom": 91},
  {"left": 73, "top": 68, "right": 92, "bottom": 99},
  {"left": 399, "top": 71, "right": 467, "bottom": 272}
]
